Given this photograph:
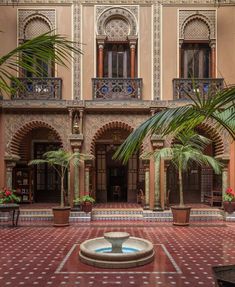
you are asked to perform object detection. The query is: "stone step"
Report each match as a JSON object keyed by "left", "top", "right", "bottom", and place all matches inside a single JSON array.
[
  {"left": 92, "top": 208, "right": 143, "bottom": 215},
  {"left": 92, "top": 213, "right": 143, "bottom": 221},
  {"left": 143, "top": 209, "right": 223, "bottom": 222}
]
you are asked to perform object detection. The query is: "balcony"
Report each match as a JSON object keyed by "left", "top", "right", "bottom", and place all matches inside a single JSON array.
[
  {"left": 173, "top": 78, "right": 224, "bottom": 100},
  {"left": 11, "top": 78, "right": 62, "bottom": 100},
  {"left": 92, "top": 78, "right": 142, "bottom": 100}
]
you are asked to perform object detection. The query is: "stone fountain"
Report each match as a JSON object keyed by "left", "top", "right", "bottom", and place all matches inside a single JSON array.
[{"left": 79, "top": 231, "right": 154, "bottom": 268}]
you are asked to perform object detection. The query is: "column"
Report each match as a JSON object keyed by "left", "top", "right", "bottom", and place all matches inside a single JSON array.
[
  {"left": 222, "top": 165, "right": 229, "bottom": 197},
  {"left": 143, "top": 159, "right": 150, "bottom": 210},
  {"left": 210, "top": 41, "right": 216, "bottom": 78},
  {"left": 98, "top": 43, "right": 104, "bottom": 78},
  {"left": 97, "top": 36, "right": 106, "bottom": 78},
  {"left": 151, "top": 135, "right": 165, "bottom": 211},
  {"left": 130, "top": 44, "right": 136, "bottom": 78},
  {"left": 4, "top": 156, "right": 19, "bottom": 189},
  {"left": 85, "top": 160, "right": 93, "bottom": 196},
  {"left": 68, "top": 108, "right": 74, "bottom": 134},
  {"left": 129, "top": 37, "right": 137, "bottom": 79},
  {"left": 179, "top": 40, "right": 183, "bottom": 78},
  {"left": 153, "top": 158, "right": 163, "bottom": 211},
  {"left": 164, "top": 161, "right": 170, "bottom": 209},
  {"left": 74, "top": 147, "right": 80, "bottom": 200},
  {"left": 85, "top": 166, "right": 90, "bottom": 196},
  {"left": 79, "top": 109, "right": 83, "bottom": 134}
]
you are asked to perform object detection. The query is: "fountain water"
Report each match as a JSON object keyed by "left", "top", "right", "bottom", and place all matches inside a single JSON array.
[{"left": 79, "top": 232, "right": 154, "bottom": 268}]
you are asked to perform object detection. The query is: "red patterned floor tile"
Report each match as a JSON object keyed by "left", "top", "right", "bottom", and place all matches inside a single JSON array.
[{"left": 0, "top": 223, "right": 235, "bottom": 286}]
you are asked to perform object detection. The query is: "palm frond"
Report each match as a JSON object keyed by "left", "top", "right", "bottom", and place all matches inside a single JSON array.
[{"left": 0, "top": 31, "right": 83, "bottom": 94}]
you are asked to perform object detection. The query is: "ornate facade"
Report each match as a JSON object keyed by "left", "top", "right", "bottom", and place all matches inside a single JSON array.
[{"left": 0, "top": 0, "right": 234, "bottom": 208}]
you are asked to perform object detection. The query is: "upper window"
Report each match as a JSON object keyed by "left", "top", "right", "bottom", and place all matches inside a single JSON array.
[
  {"left": 22, "top": 17, "right": 54, "bottom": 78},
  {"left": 103, "top": 44, "right": 131, "bottom": 78},
  {"left": 181, "top": 43, "right": 211, "bottom": 78}
]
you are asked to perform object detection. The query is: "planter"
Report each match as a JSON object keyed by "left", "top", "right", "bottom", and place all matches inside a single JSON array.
[
  {"left": 71, "top": 204, "right": 82, "bottom": 212},
  {"left": 171, "top": 206, "right": 191, "bottom": 226},
  {"left": 223, "top": 202, "right": 235, "bottom": 214},
  {"left": 52, "top": 206, "right": 71, "bottom": 227},
  {"left": 212, "top": 265, "right": 235, "bottom": 287},
  {"left": 82, "top": 202, "right": 93, "bottom": 213}
]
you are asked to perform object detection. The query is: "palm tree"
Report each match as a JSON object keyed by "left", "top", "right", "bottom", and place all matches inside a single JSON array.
[
  {"left": 29, "top": 149, "right": 87, "bottom": 208},
  {"left": 0, "top": 31, "right": 82, "bottom": 95},
  {"left": 152, "top": 131, "right": 222, "bottom": 207},
  {"left": 114, "top": 86, "right": 235, "bottom": 163}
]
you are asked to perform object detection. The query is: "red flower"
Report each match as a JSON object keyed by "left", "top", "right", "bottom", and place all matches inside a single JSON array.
[
  {"left": 226, "top": 188, "right": 235, "bottom": 196},
  {"left": 5, "top": 190, "right": 12, "bottom": 197}
]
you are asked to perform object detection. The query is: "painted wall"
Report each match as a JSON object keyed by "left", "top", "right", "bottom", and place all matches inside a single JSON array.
[
  {"left": 82, "top": 5, "right": 95, "bottom": 100},
  {"left": 162, "top": 7, "right": 178, "bottom": 101},
  {"left": 139, "top": 5, "right": 152, "bottom": 100},
  {"left": 217, "top": 7, "right": 235, "bottom": 83}
]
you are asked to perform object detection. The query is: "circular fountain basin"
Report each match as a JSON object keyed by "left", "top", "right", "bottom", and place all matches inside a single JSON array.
[{"left": 79, "top": 233, "right": 154, "bottom": 268}]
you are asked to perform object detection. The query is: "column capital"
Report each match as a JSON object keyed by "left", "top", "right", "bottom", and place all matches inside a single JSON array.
[
  {"left": 128, "top": 36, "right": 137, "bottom": 46},
  {"left": 151, "top": 134, "right": 165, "bottom": 150},
  {"left": 97, "top": 35, "right": 106, "bottom": 47},
  {"left": 179, "top": 39, "right": 184, "bottom": 48},
  {"left": 209, "top": 39, "right": 216, "bottom": 49}
]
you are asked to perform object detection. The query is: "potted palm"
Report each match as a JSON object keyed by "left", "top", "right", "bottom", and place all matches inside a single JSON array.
[
  {"left": 29, "top": 149, "right": 86, "bottom": 227},
  {"left": 152, "top": 130, "right": 222, "bottom": 225}
]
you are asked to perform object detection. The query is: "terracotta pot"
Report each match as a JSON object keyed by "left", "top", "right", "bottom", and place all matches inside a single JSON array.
[
  {"left": 223, "top": 202, "right": 235, "bottom": 214},
  {"left": 171, "top": 206, "right": 191, "bottom": 226},
  {"left": 52, "top": 206, "right": 71, "bottom": 227},
  {"left": 82, "top": 202, "right": 93, "bottom": 213}
]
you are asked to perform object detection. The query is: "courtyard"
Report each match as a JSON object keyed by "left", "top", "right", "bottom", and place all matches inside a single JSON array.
[{"left": 0, "top": 220, "right": 235, "bottom": 287}]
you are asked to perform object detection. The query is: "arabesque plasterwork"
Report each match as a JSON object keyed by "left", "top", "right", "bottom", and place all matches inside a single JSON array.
[
  {"left": 83, "top": 114, "right": 149, "bottom": 154},
  {"left": 4, "top": 113, "right": 70, "bottom": 154},
  {"left": 18, "top": 9, "right": 55, "bottom": 40}
]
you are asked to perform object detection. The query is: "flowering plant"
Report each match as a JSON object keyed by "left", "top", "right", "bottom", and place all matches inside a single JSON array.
[
  {"left": 0, "top": 188, "right": 21, "bottom": 204},
  {"left": 223, "top": 187, "right": 235, "bottom": 202}
]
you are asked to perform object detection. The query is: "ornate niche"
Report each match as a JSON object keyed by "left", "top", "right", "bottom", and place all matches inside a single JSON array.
[
  {"left": 179, "top": 10, "right": 216, "bottom": 43},
  {"left": 96, "top": 6, "right": 138, "bottom": 41},
  {"left": 18, "top": 9, "right": 56, "bottom": 41}
]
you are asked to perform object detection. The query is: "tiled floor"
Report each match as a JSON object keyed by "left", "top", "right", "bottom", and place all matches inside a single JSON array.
[{"left": 0, "top": 222, "right": 235, "bottom": 287}]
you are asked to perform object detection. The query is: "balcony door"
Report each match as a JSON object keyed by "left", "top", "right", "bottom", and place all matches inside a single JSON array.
[
  {"left": 104, "top": 44, "right": 130, "bottom": 78},
  {"left": 181, "top": 43, "right": 211, "bottom": 78}
]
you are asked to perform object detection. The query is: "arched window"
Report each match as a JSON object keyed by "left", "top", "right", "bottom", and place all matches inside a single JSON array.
[
  {"left": 22, "top": 16, "right": 54, "bottom": 77},
  {"left": 180, "top": 16, "right": 214, "bottom": 78}
]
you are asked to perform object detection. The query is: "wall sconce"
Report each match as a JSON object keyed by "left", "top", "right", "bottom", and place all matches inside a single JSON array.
[{"left": 73, "top": 113, "right": 80, "bottom": 134}]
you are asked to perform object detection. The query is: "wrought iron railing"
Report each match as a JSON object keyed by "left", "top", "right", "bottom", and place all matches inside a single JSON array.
[
  {"left": 11, "top": 78, "right": 62, "bottom": 100},
  {"left": 173, "top": 78, "right": 224, "bottom": 100},
  {"left": 92, "top": 78, "right": 142, "bottom": 100}
]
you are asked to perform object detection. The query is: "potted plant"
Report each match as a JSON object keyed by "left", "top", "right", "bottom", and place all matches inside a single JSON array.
[
  {"left": 152, "top": 130, "right": 222, "bottom": 226},
  {"left": 223, "top": 187, "right": 235, "bottom": 214},
  {"left": 29, "top": 149, "right": 86, "bottom": 227},
  {"left": 72, "top": 197, "right": 82, "bottom": 211},
  {"left": 80, "top": 195, "right": 95, "bottom": 213},
  {"left": 0, "top": 188, "right": 20, "bottom": 204}
]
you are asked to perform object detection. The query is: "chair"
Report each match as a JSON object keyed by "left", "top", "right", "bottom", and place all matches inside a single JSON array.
[
  {"left": 137, "top": 189, "right": 145, "bottom": 206},
  {"left": 112, "top": 186, "right": 121, "bottom": 201},
  {"left": 204, "top": 190, "right": 222, "bottom": 207}
]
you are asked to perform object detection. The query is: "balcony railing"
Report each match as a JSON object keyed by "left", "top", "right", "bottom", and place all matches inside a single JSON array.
[
  {"left": 92, "top": 78, "right": 142, "bottom": 100},
  {"left": 173, "top": 78, "right": 224, "bottom": 100},
  {"left": 11, "top": 78, "right": 62, "bottom": 100}
]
